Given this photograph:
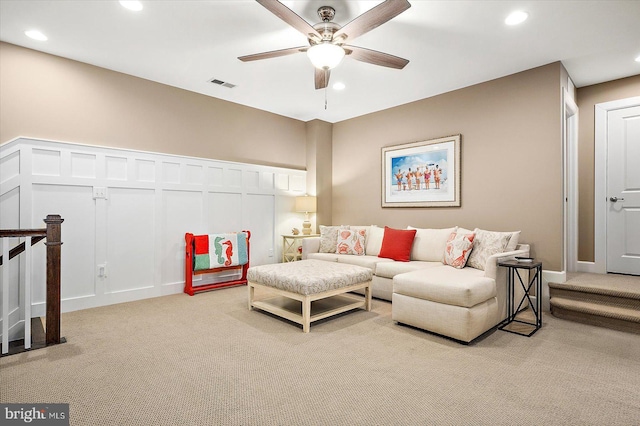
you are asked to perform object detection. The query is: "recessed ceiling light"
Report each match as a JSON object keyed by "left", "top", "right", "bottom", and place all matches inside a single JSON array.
[
  {"left": 505, "top": 11, "right": 528, "bottom": 26},
  {"left": 119, "top": 1, "right": 143, "bottom": 12},
  {"left": 24, "top": 30, "right": 47, "bottom": 41},
  {"left": 333, "top": 82, "right": 346, "bottom": 91}
]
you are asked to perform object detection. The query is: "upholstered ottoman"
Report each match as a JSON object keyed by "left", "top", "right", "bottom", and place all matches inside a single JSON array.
[
  {"left": 247, "top": 259, "right": 373, "bottom": 332},
  {"left": 392, "top": 266, "right": 500, "bottom": 343}
]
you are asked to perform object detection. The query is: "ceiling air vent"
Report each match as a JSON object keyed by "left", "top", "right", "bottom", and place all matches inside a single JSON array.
[{"left": 209, "top": 78, "right": 236, "bottom": 89}]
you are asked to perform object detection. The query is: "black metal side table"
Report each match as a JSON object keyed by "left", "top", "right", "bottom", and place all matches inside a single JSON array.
[{"left": 497, "top": 259, "right": 543, "bottom": 337}]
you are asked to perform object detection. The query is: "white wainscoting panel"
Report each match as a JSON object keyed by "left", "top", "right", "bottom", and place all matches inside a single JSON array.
[
  {"left": 0, "top": 137, "right": 306, "bottom": 325},
  {"left": 106, "top": 188, "right": 156, "bottom": 294},
  {"left": 31, "top": 184, "right": 97, "bottom": 307}
]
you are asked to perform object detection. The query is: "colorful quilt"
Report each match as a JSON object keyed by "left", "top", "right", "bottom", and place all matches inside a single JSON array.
[{"left": 193, "top": 233, "right": 249, "bottom": 271}]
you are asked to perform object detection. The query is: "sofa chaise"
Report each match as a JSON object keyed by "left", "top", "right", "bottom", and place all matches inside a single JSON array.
[{"left": 301, "top": 225, "right": 530, "bottom": 343}]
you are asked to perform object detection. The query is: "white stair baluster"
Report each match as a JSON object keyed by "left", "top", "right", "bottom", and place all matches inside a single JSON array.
[
  {"left": 2, "top": 238, "right": 9, "bottom": 354},
  {"left": 24, "top": 236, "right": 32, "bottom": 350}
]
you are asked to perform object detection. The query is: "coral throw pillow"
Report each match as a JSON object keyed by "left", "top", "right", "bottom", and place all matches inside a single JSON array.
[
  {"left": 443, "top": 232, "right": 475, "bottom": 269},
  {"left": 336, "top": 229, "right": 366, "bottom": 255},
  {"left": 378, "top": 227, "right": 417, "bottom": 262}
]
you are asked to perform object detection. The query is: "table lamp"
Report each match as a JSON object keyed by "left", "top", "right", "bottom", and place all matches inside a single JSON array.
[{"left": 295, "top": 195, "right": 317, "bottom": 235}]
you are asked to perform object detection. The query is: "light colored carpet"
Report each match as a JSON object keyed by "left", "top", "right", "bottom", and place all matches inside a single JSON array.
[{"left": 1, "top": 286, "right": 639, "bottom": 425}]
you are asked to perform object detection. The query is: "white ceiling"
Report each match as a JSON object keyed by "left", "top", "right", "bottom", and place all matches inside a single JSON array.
[{"left": 1, "top": 1, "right": 639, "bottom": 123}]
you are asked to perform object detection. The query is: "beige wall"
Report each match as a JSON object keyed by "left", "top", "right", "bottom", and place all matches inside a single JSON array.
[
  {"left": 332, "top": 63, "right": 565, "bottom": 271},
  {"left": 0, "top": 41, "right": 586, "bottom": 271},
  {"left": 305, "top": 120, "right": 333, "bottom": 233},
  {"left": 0, "top": 42, "right": 307, "bottom": 169},
  {"left": 576, "top": 75, "right": 640, "bottom": 262}
]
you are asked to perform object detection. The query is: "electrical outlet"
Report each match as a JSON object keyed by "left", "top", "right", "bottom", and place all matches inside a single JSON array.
[
  {"left": 93, "top": 187, "right": 108, "bottom": 199},
  {"left": 268, "top": 248, "right": 274, "bottom": 257}
]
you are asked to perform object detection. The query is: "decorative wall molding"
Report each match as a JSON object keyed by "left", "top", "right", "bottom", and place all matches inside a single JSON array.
[{"left": 1, "top": 137, "right": 307, "bottom": 321}]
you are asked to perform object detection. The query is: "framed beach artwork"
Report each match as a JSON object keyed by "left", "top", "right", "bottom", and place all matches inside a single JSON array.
[{"left": 382, "top": 134, "right": 461, "bottom": 208}]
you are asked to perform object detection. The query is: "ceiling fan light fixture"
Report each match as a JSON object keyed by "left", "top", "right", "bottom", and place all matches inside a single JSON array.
[{"left": 307, "top": 43, "right": 345, "bottom": 70}]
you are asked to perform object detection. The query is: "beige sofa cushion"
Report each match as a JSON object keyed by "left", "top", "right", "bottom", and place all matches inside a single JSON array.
[
  {"left": 336, "top": 254, "right": 393, "bottom": 274},
  {"left": 375, "top": 260, "right": 441, "bottom": 279},
  {"left": 408, "top": 226, "right": 457, "bottom": 261},
  {"left": 307, "top": 252, "right": 339, "bottom": 262},
  {"left": 393, "top": 266, "right": 496, "bottom": 308}
]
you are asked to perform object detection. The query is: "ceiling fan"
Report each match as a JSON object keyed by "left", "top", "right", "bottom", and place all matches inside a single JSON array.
[{"left": 239, "top": 0, "right": 411, "bottom": 90}]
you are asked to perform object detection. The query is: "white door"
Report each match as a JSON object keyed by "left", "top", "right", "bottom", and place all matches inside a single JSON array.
[{"left": 607, "top": 105, "right": 640, "bottom": 275}]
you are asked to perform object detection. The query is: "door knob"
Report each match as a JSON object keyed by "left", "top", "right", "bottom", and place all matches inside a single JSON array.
[{"left": 609, "top": 197, "right": 625, "bottom": 202}]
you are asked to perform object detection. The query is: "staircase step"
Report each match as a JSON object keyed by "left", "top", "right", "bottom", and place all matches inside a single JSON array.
[
  {"left": 550, "top": 297, "right": 640, "bottom": 334},
  {"left": 549, "top": 285, "right": 640, "bottom": 310},
  {"left": 548, "top": 280, "right": 640, "bottom": 300}
]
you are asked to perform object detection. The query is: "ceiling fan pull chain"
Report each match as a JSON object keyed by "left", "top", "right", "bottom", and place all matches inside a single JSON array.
[
  {"left": 325, "top": 86, "right": 328, "bottom": 110},
  {"left": 324, "top": 70, "right": 328, "bottom": 110}
]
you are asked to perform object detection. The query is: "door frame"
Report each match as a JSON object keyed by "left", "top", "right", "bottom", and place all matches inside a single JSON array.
[
  {"left": 564, "top": 90, "right": 579, "bottom": 273},
  {"left": 593, "top": 96, "right": 640, "bottom": 274}
]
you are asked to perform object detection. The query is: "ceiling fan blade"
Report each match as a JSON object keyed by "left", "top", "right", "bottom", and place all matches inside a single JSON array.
[
  {"left": 344, "top": 45, "right": 409, "bottom": 69},
  {"left": 315, "top": 68, "right": 330, "bottom": 90},
  {"left": 256, "top": 0, "right": 322, "bottom": 42},
  {"left": 333, "top": 0, "right": 411, "bottom": 43},
  {"left": 238, "top": 46, "right": 308, "bottom": 62}
]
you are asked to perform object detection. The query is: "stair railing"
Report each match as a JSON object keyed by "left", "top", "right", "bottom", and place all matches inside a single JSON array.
[{"left": 0, "top": 215, "right": 64, "bottom": 355}]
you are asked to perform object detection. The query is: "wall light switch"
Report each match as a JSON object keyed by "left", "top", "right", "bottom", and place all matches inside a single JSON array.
[
  {"left": 93, "top": 187, "right": 108, "bottom": 199},
  {"left": 97, "top": 263, "right": 107, "bottom": 278}
]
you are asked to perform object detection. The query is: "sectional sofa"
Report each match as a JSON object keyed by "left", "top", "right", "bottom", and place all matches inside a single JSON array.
[{"left": 301, "top": 225, "right": 530, "bottom": 343}]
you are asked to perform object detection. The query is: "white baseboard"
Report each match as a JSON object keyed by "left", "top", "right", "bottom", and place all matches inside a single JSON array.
[
  {"left": 577, "top": 261, "right": 598, "bottom": 273},
  {"left": 541, "top": 270, "right": 566, "bottom": 312}
]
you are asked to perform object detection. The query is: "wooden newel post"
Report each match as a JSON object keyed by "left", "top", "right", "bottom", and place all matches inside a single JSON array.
[{"left": 44, "top": 214, "right": 64, "bottom": 345}]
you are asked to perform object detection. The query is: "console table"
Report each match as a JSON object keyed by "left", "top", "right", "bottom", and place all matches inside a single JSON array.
[
  {"left": 497, "top": 259, "right": 543, "bottom": 337},
  {"left": 282, "top": 234, "right": 318, "bottom": 263}
]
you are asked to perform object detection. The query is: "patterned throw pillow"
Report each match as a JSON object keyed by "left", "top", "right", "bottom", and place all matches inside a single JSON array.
[
  {"left": 442, "top": 232, "right": 475, "bottom": 269},
  {"left": 319, "top": 225, "right": 344, "bottom": 253},
  {"left": 336, "top": 229, "right": 366, "bottom": 255},
  {"left": 466, "top": 229, "right": 512, "bottom": 270}
]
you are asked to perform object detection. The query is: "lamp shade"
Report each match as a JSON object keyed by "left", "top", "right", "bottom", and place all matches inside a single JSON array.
[
  {"left": 307, "top": 43, "right": 345, "bottom": 70},
  {"left": 295, "top": 196, "right": 317, "bottom": 213}
]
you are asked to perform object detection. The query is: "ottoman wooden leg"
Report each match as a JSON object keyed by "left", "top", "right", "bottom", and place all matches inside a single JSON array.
[
  {"left": 248, "top": 282, "right": 254, "bottom": 310},
  {"left": 365, "top": 284, "right": 372, "bottom": 311},
  {"left": 302, "top": 296, "right": 311, "bottom": 333}
]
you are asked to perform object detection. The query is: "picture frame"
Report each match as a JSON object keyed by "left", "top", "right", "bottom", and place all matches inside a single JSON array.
[{"left": 382, "top": 134, "right": 461, "bottom": 208}]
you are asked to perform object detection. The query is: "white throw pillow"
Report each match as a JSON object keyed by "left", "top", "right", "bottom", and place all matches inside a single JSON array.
[
  {"left": 365, "top": 225, "right": 385, "bottom": 256},
  {"left": 336, "top": 229, "right": 366, "bottom": 255},
  {"left": 506, "top": 231, "right": 521, "bottom": 251},
  {"left": 408, "top": 226, "right": 458, "bottom": 261},
  {"left": 466, "top": 228, "right": 512, "bottom": 270}
]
